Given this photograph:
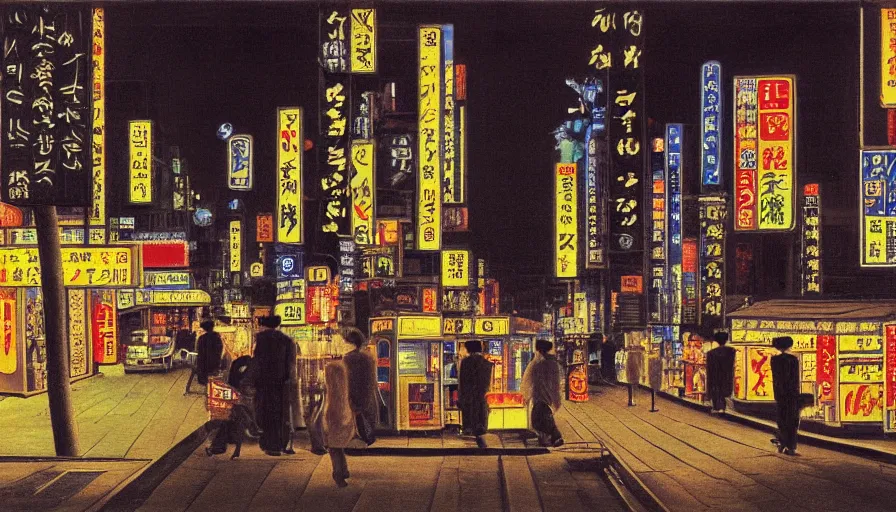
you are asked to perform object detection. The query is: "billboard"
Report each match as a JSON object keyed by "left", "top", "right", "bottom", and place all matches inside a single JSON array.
[
  {"left": 701, "top": 61, "right": 722, "bottom": 187},
  {"left": 350, "top": 8, "right": 376, "bottom": 74},
  {"left": 585, "top": 108, "right": 609, "bottom": 269},
  {"left": 229, "top": 220, "right": 241, "bottom": 272},
  {"left": 699, "top": 197, "right": 726, "bottom": 329},
  {"left": 666, "top": 124, "right": 683, "bottom": 325},
  {"left": 441, "top": 249, "right": 470, "bottom": 288},
  {"left": 860, "top": 149, "right": 896, "bottom": 266},
  {"left": 417, "top": 26, "right": 443, "bottom": 251},
  {"left": 555, "top": 163, "right": 578, "bottom": 278},
  {"left": 320, "top": 7, "right": 348, "bottom": 73},
  {"left": 733, "top": 76, "right": 796, "bottom": 231},
  {"left": 350, "top": 140, "right": 376, "bottom": 245},
  {"left": 321, "top": 75, "right": 350, "bottom": 235},
  {"left": 0, "top": 246, "right": 138, "bottom": 287},
  {"left": 801, "top": 184, "right": 821, "bottom": 294},
  {"left": 276, "top": 107, "right": 303, "bottom": 244},
  {"left": 227, "top": 134, "right": 253, "bottom": 191},
  {"left": 442, "top": 25, "right": 461, "bottom": 205},
  {"left": 129, "top": 120, "right": 153, "bottom": 204},
  {"left": 90, "top": 8, "right": 107, "bottom": 233}
]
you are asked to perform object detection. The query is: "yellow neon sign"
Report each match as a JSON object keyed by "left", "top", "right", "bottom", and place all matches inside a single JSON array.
[
  {"left": 350, "top": 9, "right": 376, "bottom": 74},
  {"left": 90, "top": 8, "right": 106, "bottom": 235},
  {"left": 555, "top": 163, "right": 578, "bottom": 278},
  {"left": 276, "top": 107, "right": 303, "bottom": 244},
  {"left": 397, "top": 315, "right": 442, "bottom": 338},
  {"left": 350, "top": 140, "right": 376, "bottom": 245},
  {"left": 129, "top": 120, "right": 152, "bottom": 204},
  {"left": 417, "top": 26, "right": 442, "bottom": 251},
  {"left": 475, "top": 317, "right": 510, "bottom": 336},
  {"left": 0, "top": 247, "right": 138, "bottom": 287},
  {"left": 275, "top": 301, "right": 307, "bottom": 326},
  {"left": 230, "top": 220, "right": 241, "bottom": 272},
  {"left": 882, "top": 9, "right": 896, "bottom": 107},
  {"left": 441, "top": 249, "right": 470, "bottom": 287}
]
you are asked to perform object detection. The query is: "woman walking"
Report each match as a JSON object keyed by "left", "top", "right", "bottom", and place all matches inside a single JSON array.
[
  {"left": 521, "top": 340, "right": 564, "bottom": 447},
  {"left": 323, "top": 361, "right": 355, "bottom": 487}
]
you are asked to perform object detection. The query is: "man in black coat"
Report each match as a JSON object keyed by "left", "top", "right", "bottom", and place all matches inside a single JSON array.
[
  {"left": 253, "top": 315, "right": 296, "bottom": 456},
  {"left": 185, "top": 320, "right": 223, "bottom": 395},
  {"left": 706, "top": 331, "right": 736, "bottom": 412},
  {"left": 771, "top": 336, "right": 800, "bottom": 455},
  {"left": 459, "top": 339, "right": 493, "bottom": 436}
]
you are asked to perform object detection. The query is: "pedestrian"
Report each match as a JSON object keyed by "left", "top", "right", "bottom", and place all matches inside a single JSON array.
[
  {"left": 521, "top": 339, "right": 564, "bottom": 447},
  {"left": 253, "top": 315, "right": 297, "bottom": 456},
  {"left": 706, "top": 331, "right": 736, "bottom": 413},
  {"left": 625, "top": 343, "right": 645, "bottom": 406},
  {"left": 287, "top": 335, "right": 306, "bottom": 436},
  {"left": 323, "top": 361, "right": 355, "bottom": 488},
  {"left": 459, "top": 339, "right": 493, "bottom": 437},
  {"left": 771, "top": 336, "right": 800, "bottom": 455},
  {"left": 342, "top": 329, "right": 378, "bottom": 444},
  {"left": 184, "top": 320, "right": 223, "bottom": 395},
  {"left": 600, "top": 334, "right": 619, "bottom": 382}
]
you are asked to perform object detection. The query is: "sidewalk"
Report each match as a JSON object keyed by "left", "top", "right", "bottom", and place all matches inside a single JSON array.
[{"left": 563, "top": 384, "right": 896, "bottom": 511}]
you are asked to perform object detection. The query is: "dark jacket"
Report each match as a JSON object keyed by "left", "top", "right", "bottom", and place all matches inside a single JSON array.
[
  {"left": 771, "top": 352, "right": 799, "bottom": 402},
  {"left": 459, "top": 353, "right": 493, "bottom": 405},
  {"left": 343, "top": 348, "right": 378, "bottom": 421},
  {"left": 197, "top": 331, "right": 224, "bottom": 383},
  {"left": 706, "top": 345, "right": 737, "bottom": 397},
  {"left": 254, "top": 329, "right": 295, "bottom": 383}
]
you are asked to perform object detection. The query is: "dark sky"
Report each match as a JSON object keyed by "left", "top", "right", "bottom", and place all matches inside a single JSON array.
[{"left": 106, "top": 2, "right": 860, "bottom": 289}]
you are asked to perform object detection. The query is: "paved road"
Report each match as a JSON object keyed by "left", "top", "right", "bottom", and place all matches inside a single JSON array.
[
  {"left": 563, "top": 385, "right": 896, "bottom": 512},
  {"left": 0, "top": 365, "right": 207, "bottom": 459}
]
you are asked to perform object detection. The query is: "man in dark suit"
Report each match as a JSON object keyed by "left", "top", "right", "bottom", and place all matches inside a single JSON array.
[
  {"left": 459, "top": 340, "right": 494, "bottom": 436},
  {"left": 706, "top": 331, "right": 737, "bottom": 413},
  {"left": 771, "top": 336, "right": 800, "bottom": 455}
]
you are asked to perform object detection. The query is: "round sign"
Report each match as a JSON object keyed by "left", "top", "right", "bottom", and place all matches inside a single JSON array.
[
  {"left": 216, "top": 122, "right": 234, "bottom": 141},
  {"left": 193, "top": 208, "right": 213, "bottom": 227}
]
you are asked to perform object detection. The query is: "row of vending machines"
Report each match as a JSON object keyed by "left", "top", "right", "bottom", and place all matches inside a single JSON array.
[{"left": 368, "top": 314, "right": 540, "bottom": 432}]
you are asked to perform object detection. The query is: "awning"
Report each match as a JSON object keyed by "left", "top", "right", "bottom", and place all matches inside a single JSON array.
[{"left": 728, "top": 300, "right": 896, "bottom": 321}]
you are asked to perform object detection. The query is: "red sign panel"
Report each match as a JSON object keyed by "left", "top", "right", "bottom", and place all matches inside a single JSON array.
[
  {"left": 817, "top": 334, "right": 837, "bottom": 403},
  {"left": 256, "top": 214, "right": 274, "bottom": 243},
  {"left": 455, "top": 64, "right": 467, "bottom": 101},
  {"left": 142, "top": 242, "right": 189, "bottom": 268},
  {"left": 886, "top": 327, "right": 896, "bottom": 418},
  {"left": 91, "top": 291, "right": 117, "bottom": 364}
]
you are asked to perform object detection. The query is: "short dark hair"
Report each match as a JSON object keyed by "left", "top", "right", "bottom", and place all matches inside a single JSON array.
[
  {"left": 465, "top": 339, "right": 483, "bottom": 353},
  {"left": 535, "top": 339, "right": 553, "bottom": 354},
  {"left": 259, "top": 315, "right": 281, "bottom": 328},
  {"left": 345, "top": 329, "right": 367, "bottom": 348},
  {"left": 200, "top": 320, "right": 215, "bottom": 332},
  {"left": 772, "top": 336, "right": 794, "bottom": 351},
  {"left": 713, "top": 331, "right": 729, "bottom": 345}
]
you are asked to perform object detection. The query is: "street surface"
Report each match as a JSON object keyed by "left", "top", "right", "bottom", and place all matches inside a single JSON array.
[{"left": 0, "top": 366, "right": 207, "bottom": 459}]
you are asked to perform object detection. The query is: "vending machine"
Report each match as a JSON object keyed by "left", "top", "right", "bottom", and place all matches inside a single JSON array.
[{"left": 394, "top": 315, "right": 444, "bottom": 431}]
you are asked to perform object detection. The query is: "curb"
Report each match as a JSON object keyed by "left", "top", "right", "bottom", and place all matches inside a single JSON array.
[
  {"left": 345, "top": 446, "right": 550, "bottom": 457},
  {"left": 603, "top": 448, "right": 670, "bottom": 512},
  {"left": 96, "top": 421, "right": 213, "bottom": 512},
  {"left": 646, "top": 386, "right": 896, "bottom": 465},
  {"left": 0, "top": 456, "right": 153, "bottom": 463}
]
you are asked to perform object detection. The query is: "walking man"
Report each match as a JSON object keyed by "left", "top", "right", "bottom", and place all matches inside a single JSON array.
[
  {"left": 459, "top": 340, "right": 493, "bottom": 437},
  {"left": 185, "top": 320, "right": 223, "bottom": 395},
  {"left": 706, "top": 331, "right": 736, "bottom": 413},
  {"left": 771, "top": 336, "right": 800, "bottom": 455},
  {"left": 342, "top": 329, "right": 378, "bottom": 444},
  {"left": 254, "top": 315, "right": 296, "bottom": 456}
]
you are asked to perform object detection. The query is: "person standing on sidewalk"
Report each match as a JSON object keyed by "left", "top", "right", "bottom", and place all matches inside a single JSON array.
[
  {"left": 342, "top": 329, "right": 378, "bottom": 444},
  {"left": 521, "top": 339, "right": 564, "bottom": 447},
  {"left": 771, "top": 336, "right": 800, "bottom": 455},
  {"left": 254, "top": 315, "right": 296, "bottom": 456},
  {"left": 459, "top": 339, "right": 493, "bottom": 436},
  {"left": 185, "top": 320, "right": 223, "bottom": 395},
  {"left": 706, "top": 331, "right": 736, "bottom": 413},
  {"left": 323, "top": 361, "right": 355, "bottom": 488},
  {"left": 600, "top": 334, "right": 619, "bottom": 383}
]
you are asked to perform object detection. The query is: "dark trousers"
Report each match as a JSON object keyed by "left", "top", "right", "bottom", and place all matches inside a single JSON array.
[
  {"left": 461, "top": 397, "right": 489, "bottom": 435},
  {"left": 776, "top": 398, "right": 800, "bottom": 451},
  {"left": 709, "top": 391, "right": 728, "bottom": 411},
  {"left": 257, "top": 380, "right": 289, "bottom": 452},
  {"left": 532, "top": 401, "right": 562, "bottom": 444}
]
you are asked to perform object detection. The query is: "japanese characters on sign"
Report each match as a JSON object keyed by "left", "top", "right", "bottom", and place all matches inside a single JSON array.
[
  {"left": 801, "top": 184, "right": 821, "bottom": 295},
  {"left": 256, "top": 213, "right": 273, "bottom": 243},
  {"left": 350, "top": 140, "right": 376, "bottom": 245},
  {"left": 699, "top": 197, "right": 726, "bottom": 329},
  {"left": 881, "top": 9, "right": 896, "bottom": 107},
  {"left": 0, "top": 292, "right": 16, "bottom": 374},
  {"left": 275, "top": 301, "right": 306, "bottom": 326},
  {"left": 443, "top": 25, "right": 461, "bottom": 205},
  {"left": 91, "top": 8, "right": 106, "bottom": 233},
  {"left": 144, "top": 271, "right": 191, "bottom": 289},
  {"left": 586, "top": 89, "right": 609, "bottom": 269},
  {"left": 649, "top": 138, "right": 666, "bottom": 323},
  {"left": 666, "top": 125, "right": 683, "bottom": 325},
  {"left": 458, "top": 104, "right": 467, "bottom": 201},
  {"left": 1, "top": 5, "right": 91, "bottom": 205},
  {"left": 860, "top": 149, "right": 896, "bottom": 266},
  {"left": 321, "top": 75, "right": 350, "bottom": 235},
  {"left": 69, "top": 289, "right": 89, "bottom": 378},
  {"left": 129, "top": 120, "right": 153, "bottom": 204},
  {"left": 0, "top": 246, "right": 137, "bottom": 287},
  {"left": 227, "top": 134, "right": 253, "bottom": 191},
  {"left": 276, "top": 107, "right": 302, "bottom": 244},
  {"left": 352, "top": 91, "right": 375, "bottom": 140},
  {"left": 321, "top": 7, "right": 347, "bottom": 73},
  {"left": 229, "top": 220, "right": 241, "bottom": 272},
  {"left": 733, "top": 76, "right": 796, "bottom": 231},
  {"left": 555, "top": 163, "right": 578, "bottom": 278},
  {"left": 443, "top": 206, "right": 468, "bottom": 232},
  {"left": 682, "top": 238, "right": 699, "bottom": 324},
  {"left": 886, "top": 326, "right": 896, "bottom": 431},
  {"left": 386, "top": 134, "right": 414, "bottom": 186},
  {"left": 350, "top": 8, "right": 376, "bottom": 74},
  {"left": 91, "top": 290, "right": 116, "bottom": 364},
  {"left": 338, "top": 237, "right": 358, "bottom": 294},
  {"left": 417, "top": 25, "right": 443, "bottom": 250},
  {"left": 701, "top": 61, "right": 722, "bottom": 187},
  {"left": 817, "top": 334, "right": 836, "bottom": 405},
  {"left": 441, "top": 249, "right": 470, "bottom": 288}
]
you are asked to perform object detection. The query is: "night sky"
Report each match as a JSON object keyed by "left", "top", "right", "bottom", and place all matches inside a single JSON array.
[{"left": 106, "top": 2, "right": 861, "bottom": 294}]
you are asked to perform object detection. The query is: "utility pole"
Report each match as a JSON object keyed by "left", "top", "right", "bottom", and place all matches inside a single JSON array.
[{"left": 34, "top": 205, "right": 80, "bottom": 457}]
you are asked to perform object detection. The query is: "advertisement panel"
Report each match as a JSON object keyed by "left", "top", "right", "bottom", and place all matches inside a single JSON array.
[
  {"left": 840, "top": 383, "right": 884, "bottom": 422},
  {"left": 0, "top": 247, "right": 138, "bottom": 287},
  {"left": 701, "top": 61, "right": 722, "bottom": 187},
  {"left": 0, "top": 291, "right": 16, "bottom": 374},
  {"left": 682, "top": 238, "right": 699, "bottom": 324},
  {"left": 320, "top": 72, "right": 351, "bottom": 236},
  {"left": 276, "top": 107, "right": 303, "bottom": 244},
  {"left": 443, "top": 318, "right": 473, "bottom": 335},
  {"left": 817, "top": 334, "right": 837, "bottom": 404},
  {"left": 442, "top": 25, "right": 461, "bottom": 205},
  {"left": 649, "top": 137, "right": 666, "bottom": 323},
  {"left": 475, "top": 317, "right": 510, "bottom": 336},
  {"left": 229, "top": 220, "right": 241, "bottom": 272},
  {"left": 274, "top": 301, "right": 307, "bottom": 326},
  {"left": 135, "top": 290, "right": 211, "bottom": 306},
  {"left": 350, "top": 140, "right": 376, "bottom": 245},
  {"left": 733, "top": 76, "right": 795, "bottom": 231},
  {"left": 69, "top": 289, "right": 89, "bottom": 379},
  {"left": 586, "top": 122, "right": 609, "bottom": 269},
  {"left": 397, "top": 315, "right": 442, "bottom": 339},
  {"left": 417, "top": 25, "right": 443, "bottom": 251},
  {"left": 860, "top": 149, "right": 896, "bottom": 266},
  {"left": 129, "top": 120, "right": 153, "bottom": 204},
  {"left": 91, "top": 290, "right": 117, "bottom": 364},
  {"left": 227, "top": 134, "right": 253, "bottom": 191},
  {"left": 555, "top": 163, "right": 578, "bottom": 278},
  {"left": 801, "top": 184, "right": 821, "bottom": 294},
  {"left": 320, "top": 7, "right": 347, "bottom": 73},
  {"left": 886, "top": 325, "right": 896, "bottom": 431},
  {"left": 91, "top": 8, "right": 107, "bottom": 233},
  {"left": 350, "top": 8, "right": 376, "bottom": 74},
  {"left": 699, "top": 197, "right": 726, "bottom": 329},
  {"left": 257, "top": 214, "right": 274, "bottom": 243},
  {"left": 882, "top": 9, "right": 896, "bottom": 107},
  {"left": 441, "top": 249, "right": 470, "bottom": 288},
  {"left": 666, "top": 125, "right": 683, "bottom": 324},
  {"left": 144, "top": 271, "right": 191, "bottom": 289},
  {"left": 746, "top": 346, "right": 775, "bottom": 401},
  {"left": 839, "top": 360, "right": 884, "bottom": 383}
]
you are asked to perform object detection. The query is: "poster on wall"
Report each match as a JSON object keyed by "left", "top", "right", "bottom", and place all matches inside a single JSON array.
[
  {"left": 0, "top": 290, "right": 16, "bottom": 375},
  {"left": 129, "top": 120, "right": 153, "bottom": 204},
  {"left": 860, "top": 149, "right": 896, "bottom": 266},
  {"left": 881, "top": 8, "right": 896, "bottom": 107},
  {"left": 840, "top": 383, "right": 884, "bottom": 423},
  {"left": 91, "top": 290, "right": 117, "bottom": 364},
  {"left": 746, "top": 346, "right": 775, "bottom": 401},
  {"left": 885, "top": 326, "right": 896, "bottom": 431}
]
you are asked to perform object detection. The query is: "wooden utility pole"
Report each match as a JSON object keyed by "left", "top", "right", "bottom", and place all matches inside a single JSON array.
[{"left": 34, "top": 205, "right": 80, "bottom": 456}]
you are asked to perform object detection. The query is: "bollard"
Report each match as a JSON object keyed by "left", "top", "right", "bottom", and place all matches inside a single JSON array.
[
  {"left": 628, "top": 383, "right": 635, "bottom": 406},
  {"left": 650, "top": 389, "right": 659, "bottom": 412}
]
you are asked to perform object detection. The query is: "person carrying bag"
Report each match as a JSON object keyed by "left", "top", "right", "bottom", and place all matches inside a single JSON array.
[{"left": 521, "top": 339, "right": 564, "bottom": 448}]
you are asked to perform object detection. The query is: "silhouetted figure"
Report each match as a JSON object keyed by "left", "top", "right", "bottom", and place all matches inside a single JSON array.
[
  {"left": 206, "top": 355, "right": 260, "bottom": 459},
  {"left": 601, "top": 335, "right": 619, "bottom": 382},
  {"left": 185, "top": 320, "right": 223, "bottom": 395},
  {"left": 771, "top": 336, "right": 800, "bottom": 455},
  {"left": 342, "top": 329, "right": 378, "bottom": 445},
  {"left": 254, "top": 315, "right": 296, "bottom": 456},
  {"left": 459, "top": 339, "right": 493, "bottom": 436},
  {"left": 323, "top": 361, "right": 354, "bottom": 487},
  {"left": 706, "top": 331, "right": 736, "bottom": 412},
  {"left": 522, "top": 339, "right": 564, "bottom": 447}
]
